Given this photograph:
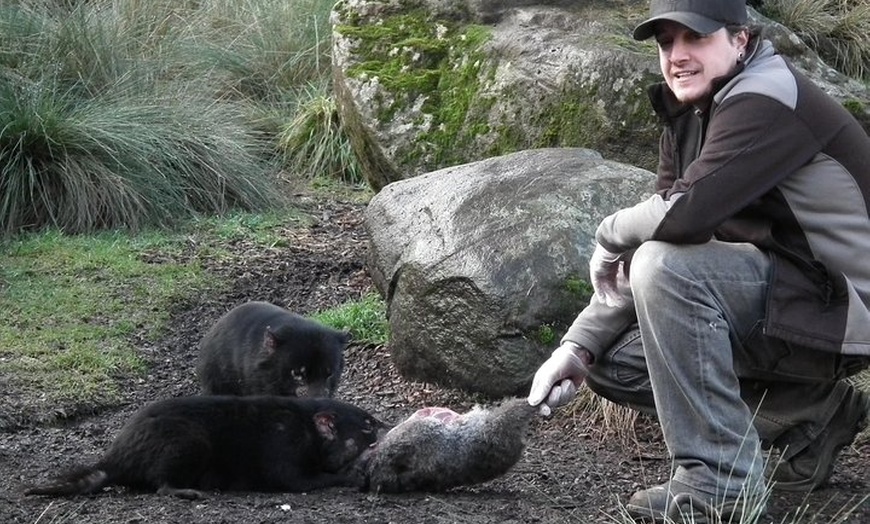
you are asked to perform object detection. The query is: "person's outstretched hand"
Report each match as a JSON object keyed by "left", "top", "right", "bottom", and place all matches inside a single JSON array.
[
  {"left": 528, "top": 343, "right": 592, "bottom": 416},
  {"left": 590, "top": 243, "right": 628, "bottom": 308}
]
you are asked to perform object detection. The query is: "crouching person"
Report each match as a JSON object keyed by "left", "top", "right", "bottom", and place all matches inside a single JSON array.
[{"left": 529, "top": 1, "right": 870, "bottom": 522}]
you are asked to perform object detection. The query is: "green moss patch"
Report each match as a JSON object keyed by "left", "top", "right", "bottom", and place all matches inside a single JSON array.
[{"left": 336, "top": 7, "right": 494, "bottom": 169}]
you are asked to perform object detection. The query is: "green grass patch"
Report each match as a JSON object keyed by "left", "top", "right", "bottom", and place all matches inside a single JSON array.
[
  {"left": 307, "top": 175, "right": 374, "bottom": 204},
  {"left": 313, "top": 292, "right": 389, "bottom": 345},
  {"left": 0, "top": 201, "right": 375, "bottom": 426},
  {"left": 187, "top": 208, "right": 311, "bottom": 248},
  {"left": 0, "top": 229, "right": 218, "bottom": 414}
]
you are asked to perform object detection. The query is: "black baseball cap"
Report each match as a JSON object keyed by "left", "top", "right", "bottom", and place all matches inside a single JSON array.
[{"left": 632, "top": 0, "right": 748, "bottom": 41}]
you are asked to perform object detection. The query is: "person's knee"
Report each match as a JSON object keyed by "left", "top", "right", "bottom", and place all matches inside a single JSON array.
[
  {"left": 629, "top": 241, "right": 679, "bottom": 296},
  {"left": 630, "top": 240, "right": 768, "bottom": 305}
]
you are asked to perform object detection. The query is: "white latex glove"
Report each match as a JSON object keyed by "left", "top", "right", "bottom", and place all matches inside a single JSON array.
[
  {"left": 528, "top": 343, "right": 591, "bottom": 416},
  {"left": 590, "top": 243, "right": 628, "bottom": 308}
]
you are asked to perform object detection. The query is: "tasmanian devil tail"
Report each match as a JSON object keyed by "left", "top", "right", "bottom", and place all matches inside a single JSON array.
[{"left": 25, "top": 467, "right": 109, "bottom": 496}]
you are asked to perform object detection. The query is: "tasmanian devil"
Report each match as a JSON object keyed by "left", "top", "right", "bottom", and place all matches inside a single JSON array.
[
  {"left": 196, "top": 301, "right": 349, "bottom": 397},
  {"left": 24, "top": 395, "right": 386, "bottom": 499},
  {"left": 358, "top": 397, "right": 537, "bottom": 492}
]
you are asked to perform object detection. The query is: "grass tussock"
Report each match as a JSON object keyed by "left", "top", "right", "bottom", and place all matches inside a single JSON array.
[
  {"left": 0, "top": 0, "right": 349, "bottom": 236},
  {"left": 0, "top": 73, "right": 283, "bottom": 234},
  {"left": 759, "top": 0, "right": 870, "bottom": 81},
  {"left": 277, "top": 82, "right": 364, "bottom": 183},
  {"left": 186, "top": 0, "right": 334, "bottom": 102}
]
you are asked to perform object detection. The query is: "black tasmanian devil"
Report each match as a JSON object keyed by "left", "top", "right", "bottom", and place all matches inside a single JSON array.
[
  {"left": 24, "top": 395, "right": 386, "bottom": 499},
  {"left": 196, "top": 301, "right": 349, "bottom": 397}
]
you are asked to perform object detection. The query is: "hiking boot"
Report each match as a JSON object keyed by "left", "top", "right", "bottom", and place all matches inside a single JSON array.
[
  {"left": 769, "top": 388, "right": 869, "bottom": 492},
  {"left": 625, "top": 479, "right": 765, "bottom": 523}
]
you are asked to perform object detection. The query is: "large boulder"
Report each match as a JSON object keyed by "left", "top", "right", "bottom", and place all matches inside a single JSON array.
[
  {"left": 332, "top": 0, "right": 870, "bottom": 191},
  {"left": 364, "top": 148, "right": 655, "bottom": 397}
]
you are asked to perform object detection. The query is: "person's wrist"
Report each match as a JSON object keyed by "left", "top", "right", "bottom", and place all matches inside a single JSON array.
[{"left": 560, "top": 341, "right": 593, "bottom": 367}]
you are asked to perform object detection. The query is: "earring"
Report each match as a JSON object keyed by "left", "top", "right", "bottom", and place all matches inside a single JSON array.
[{"left": 737, "top": 51, "right": 745, "bottom": 62}]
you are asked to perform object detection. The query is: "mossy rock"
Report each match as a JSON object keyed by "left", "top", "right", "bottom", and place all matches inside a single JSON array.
[{"left": 332, "top": 0, "right": 662, "bottom": 191}]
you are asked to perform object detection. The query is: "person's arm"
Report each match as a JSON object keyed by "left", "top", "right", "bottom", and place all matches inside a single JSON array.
[{"left": 598, "top": 94, "right": 818, "bottom": 251}]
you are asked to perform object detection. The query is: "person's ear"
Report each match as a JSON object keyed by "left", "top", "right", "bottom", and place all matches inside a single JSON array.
[{"left": 737, "top": 29, "right": 749, "bottom": 54}]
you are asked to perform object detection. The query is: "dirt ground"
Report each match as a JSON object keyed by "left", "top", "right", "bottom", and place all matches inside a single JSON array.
[{"left": 1, "top": 192, "right": 868, "bottom": 523}]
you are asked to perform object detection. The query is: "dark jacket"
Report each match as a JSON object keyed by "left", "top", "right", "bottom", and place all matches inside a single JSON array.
[{"left": 595, "top": 38, "right": 870, "bottom": 356}]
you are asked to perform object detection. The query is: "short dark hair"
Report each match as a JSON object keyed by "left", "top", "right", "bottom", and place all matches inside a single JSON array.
[{"left": 725, "top": 23, "right": 763, "bottom": 38}]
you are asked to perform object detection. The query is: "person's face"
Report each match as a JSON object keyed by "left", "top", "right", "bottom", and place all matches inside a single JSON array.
[{"left": 655, "top": 20, "right": 748, "bottom": 105}]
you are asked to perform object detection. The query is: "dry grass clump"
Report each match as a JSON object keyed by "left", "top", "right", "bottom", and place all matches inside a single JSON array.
[{"left": 760, "top": 0, "right": 870, "bottom": 80}]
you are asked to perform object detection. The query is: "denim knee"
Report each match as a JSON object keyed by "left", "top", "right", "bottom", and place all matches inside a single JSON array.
[{"left": 628, "top": 240, "right": 676, "bottom": 298}]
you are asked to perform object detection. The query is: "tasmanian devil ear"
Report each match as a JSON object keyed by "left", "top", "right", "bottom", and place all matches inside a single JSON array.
[{"left": 314, "top": 412, "right": 338, "bottom": 440}]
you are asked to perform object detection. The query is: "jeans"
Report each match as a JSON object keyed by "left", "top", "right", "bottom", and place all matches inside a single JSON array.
[{"left": 563, "top": 240, "right": 866, "bottom": 496}]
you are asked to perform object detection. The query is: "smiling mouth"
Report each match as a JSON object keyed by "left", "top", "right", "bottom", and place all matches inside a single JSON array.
[{"left": 673, "top": 71, "right": 698, "bottom": 79}]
